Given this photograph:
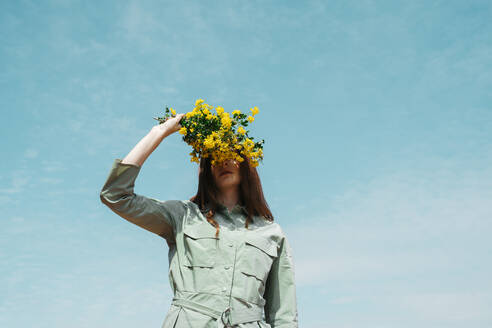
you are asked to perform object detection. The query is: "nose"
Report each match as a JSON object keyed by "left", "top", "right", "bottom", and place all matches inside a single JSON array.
[
  {"left": 223, "top": 159, "right": 237, "bottom": 167},
  {"left": 216, "top": 160, "right": 235, "bottom": 171},
  {"left": 213, "top": 159, "right": 238, "bottom": 170}
]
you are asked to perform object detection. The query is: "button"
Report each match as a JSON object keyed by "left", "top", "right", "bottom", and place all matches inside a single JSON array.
[
  {"left": 222, "top": 287, "right": 227, "bottom": 292},
  {"left": 224, "top": 265, "right": 230, "bottom": 270},
  {"left": 228, "top": 243, "right": 233, "bottom": 247}
]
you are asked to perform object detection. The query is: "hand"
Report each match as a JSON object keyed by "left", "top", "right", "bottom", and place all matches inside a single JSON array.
[{"left": 162, "top": 113, "right": 186, "bottom": 134}]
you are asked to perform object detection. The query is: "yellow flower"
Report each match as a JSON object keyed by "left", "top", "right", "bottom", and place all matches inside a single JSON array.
[
  {"left": 203, "top": 136, "right": 215, "bottom": 149},
  {"left": 244, "top": 138, "right": 254, "bottom": 149},
  {"left": 221, "top": 115, "right": 232, "bottom": 129},
  {"left": 216, "top": 106, "right": 224, "bottom": 115},
  {"left": 158, "top": 99, "right": 264, "bottom": 167}
]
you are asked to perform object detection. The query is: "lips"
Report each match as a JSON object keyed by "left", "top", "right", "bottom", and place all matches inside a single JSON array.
[{"left": 220, "top": 171, "right": 232, "bottom": 176}]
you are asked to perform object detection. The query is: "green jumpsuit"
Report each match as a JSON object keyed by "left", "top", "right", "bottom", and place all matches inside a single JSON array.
[{"left": 100, "top": 159, "right": 298, "bottom": 327}]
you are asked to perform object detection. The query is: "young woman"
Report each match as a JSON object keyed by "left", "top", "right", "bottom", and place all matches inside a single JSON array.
[{"left": 100, "top": 113, "right": 298, "bottom": 327}]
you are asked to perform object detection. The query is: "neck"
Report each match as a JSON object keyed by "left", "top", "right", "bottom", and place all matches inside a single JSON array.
[{"left": 217, "top": 187, "right": 240, "bottom": 211}]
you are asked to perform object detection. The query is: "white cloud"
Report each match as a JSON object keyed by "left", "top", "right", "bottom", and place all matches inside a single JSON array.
[
  {"left": 0, "top": 170, "right": 31, "bottom": 194},
  {"left": 284, "top": 164, "right": 492, "bottom": 324},
  {"left": 397, "top": 291, "right": 492, "bottom": 322},
  {"left": 24, "top": 148, "right": 39, "bottom": 159}
]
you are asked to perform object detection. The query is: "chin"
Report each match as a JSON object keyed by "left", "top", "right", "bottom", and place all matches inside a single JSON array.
[
  {"left": 219, "top": 182, "right": 237, "bottom": 189},
  {"left": 218, "top": 178, "right": 240, "bottom": 188}
]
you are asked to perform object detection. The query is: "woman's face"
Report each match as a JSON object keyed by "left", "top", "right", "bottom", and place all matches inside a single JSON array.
[{"left": 211, "top": 159, "right": 241, "bottom": 190}]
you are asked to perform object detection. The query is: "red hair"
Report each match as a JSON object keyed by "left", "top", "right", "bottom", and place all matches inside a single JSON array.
[{"left": 189, "top": 152, "right": 274, "bottom": 238}]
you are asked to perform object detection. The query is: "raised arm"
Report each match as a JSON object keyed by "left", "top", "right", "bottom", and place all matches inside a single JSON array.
[
  {"left": 99, "top": 114, "right": 187, "bottom": 244},
  {"left": 120, "top": 113, "right": 185, "bottom": 167}
]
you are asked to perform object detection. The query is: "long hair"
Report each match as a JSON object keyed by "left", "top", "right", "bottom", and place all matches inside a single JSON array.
[{"left": 189, "top": 152, "right": 274, "bottom": 238}]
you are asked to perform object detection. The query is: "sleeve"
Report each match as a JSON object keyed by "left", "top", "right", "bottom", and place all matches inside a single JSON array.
[
  {"left": 99, "top": 158, "right": 187, "bottom": 243},
  {"left": 263, "top": 234, "right": 299, "bottom": 328}
]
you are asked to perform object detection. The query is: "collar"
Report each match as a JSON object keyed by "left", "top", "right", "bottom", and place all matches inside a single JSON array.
[
  {"left": 203, "top": 202, "right": 248, "bottom": 216},
  {"left": 217, "top": 202, "right": 248, "bottom": 215}
]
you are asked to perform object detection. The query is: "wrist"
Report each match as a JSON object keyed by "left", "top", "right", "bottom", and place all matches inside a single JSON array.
[{"left": 151, "top": 124, "right": 173, "bottom": 139}]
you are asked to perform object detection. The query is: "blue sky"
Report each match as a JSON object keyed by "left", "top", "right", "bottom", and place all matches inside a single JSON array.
[{"left": 1, "top": 0, "right": 492, "bottom": 327}]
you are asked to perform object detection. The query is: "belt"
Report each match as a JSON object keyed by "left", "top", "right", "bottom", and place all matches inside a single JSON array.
[{"left": 171, "top": 297, "right": 263, "bottom": 327}]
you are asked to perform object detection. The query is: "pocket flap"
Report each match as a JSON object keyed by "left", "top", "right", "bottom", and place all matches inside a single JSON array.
[
  {"left": 183, "top": 223, "right": 218, "bottom": 240},
  {"left": 244, "top": 235, "right": 278, "bottom": 257}
]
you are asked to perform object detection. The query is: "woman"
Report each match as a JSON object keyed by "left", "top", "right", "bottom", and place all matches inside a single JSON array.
[{"left": 100, "top": 113, "right": 298, "bottom": 327}]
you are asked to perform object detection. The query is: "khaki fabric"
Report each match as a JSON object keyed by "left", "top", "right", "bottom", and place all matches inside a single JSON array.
[{"left": 100, "top": 159, "right": 298, "bottom": 327}]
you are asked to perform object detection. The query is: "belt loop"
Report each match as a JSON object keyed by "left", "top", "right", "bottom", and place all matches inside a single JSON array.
[{"left": 220, "top": 307, "right": 232, "bottom": 327}]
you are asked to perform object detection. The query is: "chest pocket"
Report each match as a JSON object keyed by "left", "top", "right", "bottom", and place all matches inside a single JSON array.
[
  {"left": 182, "top": 223, "right": 219, "bottom": 268},
  {"left": 241, "top": 234, "right": 278, "bottom": 286}
]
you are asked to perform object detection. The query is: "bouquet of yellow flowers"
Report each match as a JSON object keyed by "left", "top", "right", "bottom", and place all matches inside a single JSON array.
[{"left": 154, "top": 99, "right": 264, "bottom": 167}]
